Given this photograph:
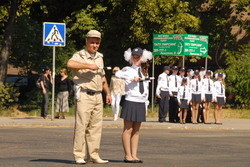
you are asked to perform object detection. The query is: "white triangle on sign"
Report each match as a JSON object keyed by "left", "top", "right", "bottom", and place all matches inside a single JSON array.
[{"left": 45, "top": 25, "right": 64, "bottom": 42}]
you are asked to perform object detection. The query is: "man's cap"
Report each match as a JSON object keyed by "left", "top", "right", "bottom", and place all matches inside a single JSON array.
[
  {"left": 172, "top": 66, "right": 178, "bottom": 70},
  {"left": 180, "top": 68, "right": 185, "bottom": 72},
  {"left": 86, "top": 30, "right": 101, "bottom": 39},
  {"left": 163, "top": 66, "right": 171, "bottom": 71},
  {"left": 200, "top": 67, "right": 205, "bottom": 71},
  {"left": 132, "top": 47, "right": 143, "bottom": 56},
  {"left": 194, "top": 70, "right": 200, "bottom": 75},
  {"left": 206, "top": 70, "right": 212, "bottom": 75},
  {"left": 187, "top": 69, "right": 192, "bottom": 72}
]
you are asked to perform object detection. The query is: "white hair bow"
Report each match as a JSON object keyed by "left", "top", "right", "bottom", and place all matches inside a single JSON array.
[{"left": 123, "top": 48, "right": 153, "bottom": 64}]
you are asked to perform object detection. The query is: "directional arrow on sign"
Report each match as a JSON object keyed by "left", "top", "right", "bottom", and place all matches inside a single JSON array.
[{"left": 200, "top": 47, "right": 207, "bottom": 54}]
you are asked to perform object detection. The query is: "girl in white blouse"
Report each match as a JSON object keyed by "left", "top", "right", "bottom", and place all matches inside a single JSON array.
[
  {"left": 177, "top": 78, "right": 191, "bottom": 124},
  {"left": 202, "top": 70, "right": 214, "bottom": 124},
  {"left": 213, "top": 73, "right": 226, "bottom": 124},
  {"left": 190, "top": 70, "right": 203, "bottom": 124},
  {"left": 115, "top": 47, "right": 152, "bottom": 163}
]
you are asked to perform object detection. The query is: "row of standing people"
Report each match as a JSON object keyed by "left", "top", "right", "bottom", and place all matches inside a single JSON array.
[
  {"left": 156, "top": 66, "right": 226, "bottom": 124},
  {"left": 38, "top": 67, "right": 72, "bottom": 119}
]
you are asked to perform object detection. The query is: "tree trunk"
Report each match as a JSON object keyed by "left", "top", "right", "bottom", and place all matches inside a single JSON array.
[{"left": 0, "top": 0, "right": 18, "bottom": 83}]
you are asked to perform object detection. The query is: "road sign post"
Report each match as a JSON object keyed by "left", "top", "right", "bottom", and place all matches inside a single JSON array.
[
  {"left": 153, "top": 34, "right": 208, "bottom": 57},
  {"left": 43, "top": 22, "right": 66, "bottom": 121}
]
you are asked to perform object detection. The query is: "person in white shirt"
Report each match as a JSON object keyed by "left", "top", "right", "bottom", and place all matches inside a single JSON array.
[
  {"left": 213, "top": 73, "right": 226, "bottom": 125},
  {"left": 190, "top": 70, "right": 203, "bottom": 124},
  {"left": 186, "top": 69, "right": 193, "bottom": 123},
  {"left": 169, "top": 66, "right": 182, "bottom": 123},
  {"left": 115, "top": 47, "right": 152, "bottom": 163},
  {"left": 177, "top": 78, "right": 191, "bottom": 124},
  {"left": 156, "top": 66, "right": 172, "bottom": 122},
  {"left": 199, "top": 67, "right": 206, "bottom": 81},
  {"left": 202, "top": 70, "right": 214, "bottom": 124},
  {"left": 110, "top": 67, "right": 125, "bottom": 121},
  {"left": 179, "top": 68, "right": 186, "bottom": 79},
  {"left": 186, "top": 69, "right": 193, "bottom": 86},
  {"left": 141, "top": 62, "right": 150, "bottom": 115}
]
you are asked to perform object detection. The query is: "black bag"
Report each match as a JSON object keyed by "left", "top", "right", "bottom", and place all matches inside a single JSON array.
[{"left": 36, "top": 77, "right": 41, "bottom": 89}]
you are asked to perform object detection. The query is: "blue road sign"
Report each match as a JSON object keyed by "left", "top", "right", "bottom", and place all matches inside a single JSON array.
[{"left": 43, "top": 22, "right": 66, "bottom": 47}]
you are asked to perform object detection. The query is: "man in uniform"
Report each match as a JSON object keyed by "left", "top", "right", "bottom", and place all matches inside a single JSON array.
[
  {"left": 156, "top": 66, "right": 172, "bottom": 122},
  {"left": 169, "top": 66, "right": 181, "bottom": 123},
  {"left": 67, "top": 30, "right": 111, "bottom": 164}
]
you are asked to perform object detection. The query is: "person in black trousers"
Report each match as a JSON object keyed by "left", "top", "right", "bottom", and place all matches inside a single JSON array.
[
  {"left": 169, "top": 66, "right": 181, "bottom": 123},
  {"left": 156, "top": 66, "right": 172, "bottom": 122}
]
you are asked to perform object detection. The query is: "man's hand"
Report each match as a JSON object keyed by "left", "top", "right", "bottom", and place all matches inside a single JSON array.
[
  {"left": 88, "top": 64, "right": 99, "bottom": 70},
  {"left": 42, "top": 89, "right": 47, "bottom": 95},
  {"left": 156, "top": 95, "right": 161, "bottom": 99},
  {"left": 106, "top": 95, "right": 112, "bottom": 104}
]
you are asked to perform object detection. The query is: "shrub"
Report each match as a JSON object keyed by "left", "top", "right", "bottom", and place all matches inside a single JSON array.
[{"left": 0, "top": 83, "right": 20, "bottom": 108}]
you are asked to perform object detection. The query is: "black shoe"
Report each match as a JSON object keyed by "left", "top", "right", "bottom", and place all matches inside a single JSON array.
[
  {"left": 134, "top": 160, "right": 143, "bottom": 163},
  {"left": 124, "top": 159, "right": 136, "bottom": 163}
]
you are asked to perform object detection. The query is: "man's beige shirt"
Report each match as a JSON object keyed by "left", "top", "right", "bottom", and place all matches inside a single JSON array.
[
  {"left": 70, "top": 49, "right": 105, "bottom": 91},
  {"left": 110, "top": 76, "right": 125, "bottom": 95}
]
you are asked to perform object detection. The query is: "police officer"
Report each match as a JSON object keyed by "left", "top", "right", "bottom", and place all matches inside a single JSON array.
[
  {"left": 169, "top": 66, "right": 181, "bottom": 123},
  {"left": 156, "top": 66, "right": 172, "bottom": 122},
  {"left": 67, "top": 30, "right": 111, "bottom": 164}
]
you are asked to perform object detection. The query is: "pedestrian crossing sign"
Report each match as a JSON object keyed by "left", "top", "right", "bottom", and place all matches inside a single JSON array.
[{"left": 43, "top": 22, "right": 66, "bottom": 47}]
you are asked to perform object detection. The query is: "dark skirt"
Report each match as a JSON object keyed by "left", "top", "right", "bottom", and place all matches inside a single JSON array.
[
  {"left": 192, "top": 94, "right": 201, "bottom": 103},
  {"left": 205, "top": 94, "right": 213, "bottom": 103},
  {"left": 180, "top": 99, "right": 189, "bottom": 109},
  {"left": 120, "top": 100, "right": 146, "bottom": 122},
  {"left": 216, "top": 97, "right": 225, "bottom": 105}
]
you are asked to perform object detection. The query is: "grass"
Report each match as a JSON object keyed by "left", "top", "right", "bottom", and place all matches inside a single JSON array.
[{"left": 0, "top": 105, "right": 250, "bottom": 119}]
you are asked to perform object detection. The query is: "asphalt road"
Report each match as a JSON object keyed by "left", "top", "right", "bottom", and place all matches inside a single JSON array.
[{"left": 0, "top": 127, "right": 250, "bottom": 167}]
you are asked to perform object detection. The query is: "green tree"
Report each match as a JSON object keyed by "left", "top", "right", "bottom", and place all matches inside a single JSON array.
[
  {"left": 129, "top": 0, "right": 200, "bottom": 65},
  {"left": 187, "top": 0, "right": 250, "bottom": 68},
  {"left": 0, "top": 0, "right": 41, "bottom": 82},
  {"left": 225, "top": 45, "right": 250, "bottom": 108}
]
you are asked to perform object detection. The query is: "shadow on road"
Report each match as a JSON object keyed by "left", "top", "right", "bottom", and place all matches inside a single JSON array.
[
  {"left": 30, "top": 159, "right": 124, "bottom": 164},
  {"left": 30, "top": 159, "right": 74, "bottom": 164}
]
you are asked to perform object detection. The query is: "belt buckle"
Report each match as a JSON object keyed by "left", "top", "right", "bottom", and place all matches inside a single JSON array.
[{"left": 87, "top": 90, "right": 95, "bottom": 95}]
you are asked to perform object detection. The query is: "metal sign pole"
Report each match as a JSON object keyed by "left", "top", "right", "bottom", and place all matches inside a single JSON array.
[
  {"left": 205, "top": 57, "right": 208, "bottom": 71},
  {"left": 151, "top": 56, "right": 155, "bottom": 113},
  {"left": 182, "top": 55, "right": 185, "bottom": 68},
  {"left": 51, "top": 46, "right": 56, "bottom": 120}
]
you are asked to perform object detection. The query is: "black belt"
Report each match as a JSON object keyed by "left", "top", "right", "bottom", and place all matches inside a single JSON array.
[{"left": 81, "top": 89, "right": 102, "bottom": 95}]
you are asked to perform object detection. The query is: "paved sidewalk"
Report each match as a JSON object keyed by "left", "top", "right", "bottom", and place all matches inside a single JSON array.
[{"left": 0, "top": 116, "right": 250, "bottom": 130}]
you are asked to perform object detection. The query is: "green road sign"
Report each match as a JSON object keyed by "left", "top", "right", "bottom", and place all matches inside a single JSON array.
[{"left": 153, "top": 34, "right": 208, "bottom": 57}]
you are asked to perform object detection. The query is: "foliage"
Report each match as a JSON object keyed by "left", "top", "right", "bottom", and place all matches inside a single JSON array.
[
  {"left": 10, "top": 15, "right": 51, "bottom": 74},
  {"left": 64, "top": 3, "right": 107, "bottom": 49},
  {"left": 0, "top": 83, "right": 20, "bottom": 108},
  {"left": 187, "top": 0, "right": 250, "bottom": 68},
  {"left": 225, "top": 45, "right": 250, "bottom": 108},
  {"left": 130, "top": 0, "right": 201, "bottom": 65}
]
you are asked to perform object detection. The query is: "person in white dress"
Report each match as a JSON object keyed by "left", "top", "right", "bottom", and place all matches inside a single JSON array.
[{"left": 110, "top": 67, "right": 125, "bottom": 121}]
